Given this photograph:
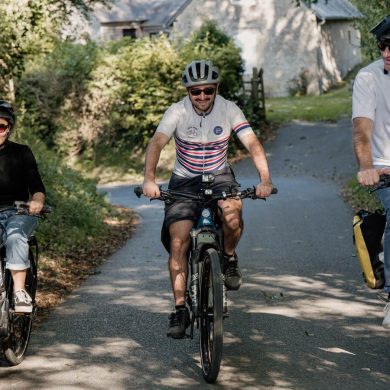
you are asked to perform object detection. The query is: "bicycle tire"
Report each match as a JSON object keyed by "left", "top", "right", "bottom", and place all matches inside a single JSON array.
[
  {"left": 3, "top": 248, "right": 37, "bottom": 365},
  {"left": 199, "top": 248, "right": 223, "bottom": 383}
]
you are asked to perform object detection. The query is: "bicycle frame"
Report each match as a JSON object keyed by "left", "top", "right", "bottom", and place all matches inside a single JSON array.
[
  {"left": 188, "top": 201, "right": 224, "bottom": 323},
  {"left": 0, "top": 202, "right": 49, "bottom": 365},
  {"left": 134, "top": 177, "right": 277, "bottom": 383}
]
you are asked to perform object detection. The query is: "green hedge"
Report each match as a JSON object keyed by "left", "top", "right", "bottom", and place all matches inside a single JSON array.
[
  {"left": 13, "top": 116, "right": 110, "bottom": 256},
  {"left": 17, "top": 22, "right": 246, "bottom": 172}
]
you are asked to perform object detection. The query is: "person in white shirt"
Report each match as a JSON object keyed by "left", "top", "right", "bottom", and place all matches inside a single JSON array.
[
  {"left": 142, "top": 60, "right": 273, "bottom": 338},
  {"left": 352, "top": 15, "right": 390, "bottom": 328}
]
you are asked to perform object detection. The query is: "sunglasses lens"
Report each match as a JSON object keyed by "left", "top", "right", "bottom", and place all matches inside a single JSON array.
[
  {"left": 0, "top": 124, "right": 8, "bottom": 131},
  {"left": 204, "top": 88, "right": 216, "bottom": 95},
  {"left": 190, "top": 87, "right": 216, "bottom": 96},
  {"left": 190, "top": 89, "right": 201, "bottom": 96}
]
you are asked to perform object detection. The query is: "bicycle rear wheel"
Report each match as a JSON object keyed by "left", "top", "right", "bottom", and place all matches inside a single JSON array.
[
  {"left": 3, "top": 248, "right": 37, "bottom": 365},
  {"left": 199, "top": 248, "right": 223, "bottom": 383}
]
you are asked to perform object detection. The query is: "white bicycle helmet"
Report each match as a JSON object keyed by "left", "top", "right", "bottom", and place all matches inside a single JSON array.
[{"left": 182, "top": 60, "right": 220, "bottom": 88}]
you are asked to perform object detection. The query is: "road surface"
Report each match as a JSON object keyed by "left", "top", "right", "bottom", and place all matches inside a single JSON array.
[{"left": 1, "top": 119, "right": 389, "bottom": 389}]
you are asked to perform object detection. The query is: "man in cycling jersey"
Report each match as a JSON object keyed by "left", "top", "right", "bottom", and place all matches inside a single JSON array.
[
  {"left": 142, "top": 60, "right": 273, "bottom": 338},
  {"left": 352, "top": 16, "right": 390, "bottom": 327},
  {"left": 0, "top": 101, "right": 46, "bottom": 313}
]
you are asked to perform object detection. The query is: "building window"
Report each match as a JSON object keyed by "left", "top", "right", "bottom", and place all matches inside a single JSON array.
[{"left": 123, "top": 28, "right": 136, "bottom": 38}]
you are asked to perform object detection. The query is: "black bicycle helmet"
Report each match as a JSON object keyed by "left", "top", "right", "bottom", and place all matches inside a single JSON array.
[
  {"left": 182, "top": 60, "right": 220, "bottom": 88},
  {"left": 0, "top": 100, "right": 15, "bottom": 128},
  {"left": 370, "top": 15, "right": 390, "bottom": 41}
]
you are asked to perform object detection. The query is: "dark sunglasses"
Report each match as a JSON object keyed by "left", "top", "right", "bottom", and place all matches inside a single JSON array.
[
  {"left": 377, "top": 41, "right": 390, "bottom": 51},
  {"left": 0, "top": 123, "right": 9, "bottom": 131},
  {"left": 189, "top": 87, "right": 216, "bottom": 96}
]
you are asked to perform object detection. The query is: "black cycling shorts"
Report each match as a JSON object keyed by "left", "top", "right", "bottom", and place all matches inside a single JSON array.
[{"left": 161, "top": 166, "right": 240, "bottom": 252}]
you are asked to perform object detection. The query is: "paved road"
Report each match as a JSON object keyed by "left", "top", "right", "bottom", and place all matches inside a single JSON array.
[{"left": 1, "top": 119, "right": 389, "bottom": 389}]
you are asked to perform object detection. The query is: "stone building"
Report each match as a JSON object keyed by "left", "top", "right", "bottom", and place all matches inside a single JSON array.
[{"left": 87, "top": 0, "right": 362, "bottom": 97}]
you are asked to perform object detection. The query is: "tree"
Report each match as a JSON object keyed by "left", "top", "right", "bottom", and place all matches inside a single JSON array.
[
  {"left": 349, "top": 1, "right": 390, "bottom": 59},
  {"left": 0, "top": 0, "right": 112, "bottom": 100}
]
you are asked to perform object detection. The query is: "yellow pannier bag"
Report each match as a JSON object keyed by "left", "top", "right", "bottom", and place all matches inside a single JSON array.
[{"left": 353, "top": 210, "right": 386, "bottom": 289}]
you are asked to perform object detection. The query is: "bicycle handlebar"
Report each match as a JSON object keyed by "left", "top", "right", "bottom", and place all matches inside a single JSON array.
[
  {"left": 134, "top": 186, "right": 277, "bottom": 202},
  {"left": 0, "top": 202, "right": 53, "bottom": 217},
  {"left": 370, "top": 174, "right": 390, "bottom": 193}
]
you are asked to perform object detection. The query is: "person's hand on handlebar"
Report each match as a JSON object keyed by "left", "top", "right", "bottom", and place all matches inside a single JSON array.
[
  {"left": 142, "top": 180, "right": 161, "bottom": 198},
  {"left": 255, "top": 180, "right": 273, "bottom": 198},
  {"left": 28, "top": 200, "right": 44, "bottom": 215},
  {"left": 28, "top": 192, "right": 45, "bottom": 215},
  {"left": 357, "top": 168, "right": 390, "bottom": 186}
]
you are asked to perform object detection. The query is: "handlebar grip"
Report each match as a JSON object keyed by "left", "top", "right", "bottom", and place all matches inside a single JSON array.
[
  {"left": 134, "top": 186, "right": 143, "bottom": 198},
  {"left": 42, "top": 205, "right": 53, "bottom": 214},
  {"left": 271, "top": 187, "right": 278, "bottom": 194}
]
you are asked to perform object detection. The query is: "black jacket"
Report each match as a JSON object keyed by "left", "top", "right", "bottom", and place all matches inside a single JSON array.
[{"left": 0, "top": 141, "right": 46, "bottom": 206}]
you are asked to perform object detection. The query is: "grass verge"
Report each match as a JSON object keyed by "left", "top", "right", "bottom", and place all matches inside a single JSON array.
[
  {"left": 266, "top": 82, "right": 352, "bottom": 124},
  {"left": 342, "top": 178, "right": 383, "bottom": 213}
]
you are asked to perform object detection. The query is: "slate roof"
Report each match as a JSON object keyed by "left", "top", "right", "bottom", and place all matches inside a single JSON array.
[
  {"left": 95, "top": 0, "right": 191, "bottom": 27},
  {"left": 94, "top": 0, "right": 362, "bottom": 28},
  {"left": 308, "top": 0, "right": 362, "bottom": 21}
]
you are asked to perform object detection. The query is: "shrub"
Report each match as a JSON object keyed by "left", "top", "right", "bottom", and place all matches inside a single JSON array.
[
  {"left": 17, "top": 21, "right": 249, "bottom": 173},
  {"left": 13, "top": 112, "right": 110, "bottom": 256},
  {"left": 85, "top": 35, "right": 184, "bottom": 151}
]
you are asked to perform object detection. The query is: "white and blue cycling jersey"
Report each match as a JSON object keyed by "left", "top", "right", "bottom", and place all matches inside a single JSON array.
[{"left": 156, "top": 95, "right": 254, "bottom": 178}]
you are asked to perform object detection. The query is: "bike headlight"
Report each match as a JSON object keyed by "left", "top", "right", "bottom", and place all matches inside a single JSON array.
[{"left": 201, "top": 209, "right": 211, "bottom": 218}]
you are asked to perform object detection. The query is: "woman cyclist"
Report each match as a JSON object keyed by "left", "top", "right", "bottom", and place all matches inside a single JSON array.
[{"left": 0, "top": 100, "right": 46, "bottom": 313}]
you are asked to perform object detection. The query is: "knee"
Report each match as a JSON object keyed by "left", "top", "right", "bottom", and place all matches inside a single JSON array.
[
  {"left": 170, "top": 236, "right": 190, "bottom": 257},
  {"left": 223, "top": 211, "right": 242, "bottom": 231},
  {"left": 168, "top": 242, "right": 188, "bottom": 273}
]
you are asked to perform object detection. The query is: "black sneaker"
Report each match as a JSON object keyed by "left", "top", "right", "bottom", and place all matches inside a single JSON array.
[
  {"left": 167, "top": 308, "right": 190, "bottom": 339},
  {"left": 224, "top": 253, "right": 242, "bottom": 291}
]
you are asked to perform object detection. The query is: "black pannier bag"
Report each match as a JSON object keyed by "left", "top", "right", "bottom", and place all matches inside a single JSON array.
[{"left": 353, "top": 210, "right": 386, "bottom": 289}]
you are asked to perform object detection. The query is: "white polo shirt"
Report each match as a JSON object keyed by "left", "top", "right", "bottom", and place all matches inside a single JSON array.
[
  {"left": 352, "top": 59, "right": 390, "bottom": 166},
  {"left": 156, "top": 95, "right": 254, "bottom": 177}
]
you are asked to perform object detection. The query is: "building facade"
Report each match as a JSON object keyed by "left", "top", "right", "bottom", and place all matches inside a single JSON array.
[{"left": 86, "top": 0, "right": 362, "bottom": 97}]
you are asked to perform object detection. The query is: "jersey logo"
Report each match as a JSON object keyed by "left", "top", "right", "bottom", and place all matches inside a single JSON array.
[
  {"left": 213, "top": 126, "right": 223, "bottom": 135},
  {"left": 187, "top": 126, "right": 199, "bottom": 138}
]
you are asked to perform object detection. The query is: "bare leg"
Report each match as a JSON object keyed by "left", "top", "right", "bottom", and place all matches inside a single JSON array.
[
  {"left": 168, "top": 220, "right": 193, "bottom": 306},
  {"left": 218, "top": 198, "right": 243, "bottom": 255},
  {"left": 11, "top": 270, "right": 27, "bottom": 291}
]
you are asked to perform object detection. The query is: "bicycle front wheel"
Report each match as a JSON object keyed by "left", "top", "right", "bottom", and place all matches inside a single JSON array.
[
  {"left": 199, "top": 248, "right": 223, "bottom": 383},
  {"left": 3, "top": 249, "right": 37, "bottom": 366}
]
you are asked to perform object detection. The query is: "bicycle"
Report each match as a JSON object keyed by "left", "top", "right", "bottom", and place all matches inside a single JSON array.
[
  {"left": 370, "top": 173, "right": 390, "bottom": 194},
  {"left": 0, "top": 202, "right": 51, "bottom": 366},
  {"left": 370, "top": 174, "right": 390, "bottom": 302},
  {"left": 135, "top": 174, "right": 277, "bottom": 383}
]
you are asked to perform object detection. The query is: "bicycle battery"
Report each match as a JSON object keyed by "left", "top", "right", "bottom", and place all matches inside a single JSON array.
[{"left": 353, "top": 210, "right": 386, "bottom": 289}]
